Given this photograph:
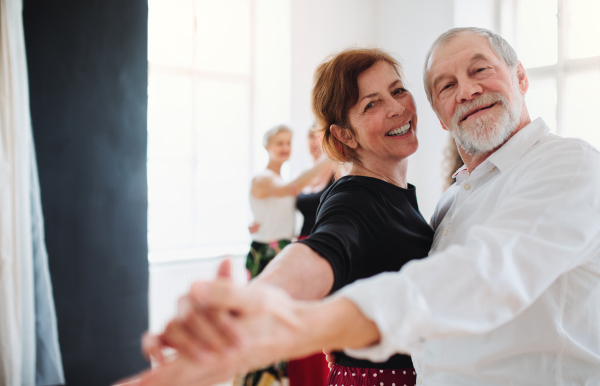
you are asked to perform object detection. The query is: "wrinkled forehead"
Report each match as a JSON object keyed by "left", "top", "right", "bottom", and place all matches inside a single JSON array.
[
  {"left": 426, "top": 33, "right": 500, "bottom": 89},
  {"left": 357, "top": 61, "right": 404, "bottom": 93}
]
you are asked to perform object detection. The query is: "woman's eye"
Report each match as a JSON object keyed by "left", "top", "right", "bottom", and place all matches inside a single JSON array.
[
  {"left": 364, "top": 101, "right": 375, "bottom": 111},
  {"left": 393, "top": 87, "right": 406, "bottom": 96}
]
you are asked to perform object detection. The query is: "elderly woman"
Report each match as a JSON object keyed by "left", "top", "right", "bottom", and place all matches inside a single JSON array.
[
  {"left": 139, "top": 48, "right": 433, "bottom": 386},
  {"left": 247, "top": 125, "right": 330, "bottom": 279},
  {"left": 244, "top": 124, "right": 332, "bottom": 386}
]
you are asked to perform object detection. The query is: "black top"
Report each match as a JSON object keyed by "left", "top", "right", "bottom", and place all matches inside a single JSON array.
[
  {"left": 296, "top": 180, "right": 333, "bottom": 236},
  {"left": 298, "top": 175, "right": 434, "bottom": 369}
]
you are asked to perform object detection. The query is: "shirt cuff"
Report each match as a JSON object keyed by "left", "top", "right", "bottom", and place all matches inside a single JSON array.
[{"left": 333, "top": 271, "right": 427, "bottom": 362}]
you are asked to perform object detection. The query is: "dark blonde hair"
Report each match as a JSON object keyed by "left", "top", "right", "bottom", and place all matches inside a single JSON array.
[
  {"left": 311, "top": 48, "right": 405, "bottom": 163},
  {"left": 442, "top": 134, "right": 464, "bottom": 190}
]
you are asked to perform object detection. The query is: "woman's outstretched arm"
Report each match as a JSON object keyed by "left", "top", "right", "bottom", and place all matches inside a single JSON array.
[
  {"left": 143, "top": 243, "right": 335, "bottom": 362},
  {"left": 251, "top": 158, "right": 333, "bottom": 198},
  {"left": 252, "top": 243, "right": 334, "bottom": 300}
]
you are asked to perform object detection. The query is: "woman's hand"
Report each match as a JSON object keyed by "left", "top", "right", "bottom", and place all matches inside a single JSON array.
[
  {"left": 132, "top": 259, "right": 381, "bottom": 386},
  {"left": 323, "top": 349, "right": 336, "bottom": 369},
  {"left": 141, "top": 260, "right": 241, "bottom": 363},
  {"left": 248, "top": 221, "right": 260, "bottom": 234},
  {"left": 136, "top": 261, "right": 309, "bottom": 386}
]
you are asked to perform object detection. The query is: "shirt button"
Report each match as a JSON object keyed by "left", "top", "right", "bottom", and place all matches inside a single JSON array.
[
  {"left": 464, "top": 183, "right": 471, "bottom": 190},
  {"left": 417, "top": 378, "right": 423, "bottom": 385},
  {"left": 443, "top": 229, "right": 449, "bottom": 236}
]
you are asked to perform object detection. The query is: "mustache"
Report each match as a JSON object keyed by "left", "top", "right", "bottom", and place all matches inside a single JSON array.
[{"left": 452, "top": 93, "right": 507, "bottom": 126}]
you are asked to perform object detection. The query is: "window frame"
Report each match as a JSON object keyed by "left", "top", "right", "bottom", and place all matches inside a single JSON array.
[
  {"left": 506, "top": 0, "right": 600, "bottom": 135},
  {"left": 147, "top": 0, "right": 258, "bottom": 262}
]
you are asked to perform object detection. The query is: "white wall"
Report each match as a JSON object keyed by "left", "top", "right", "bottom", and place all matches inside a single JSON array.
[
  {"left": 289, "top": 0, "right": 378, "bottom": 172},
  {"left": 374, "top": 0, "right": 456, "bottom": 220},
  {"left": 252, "top": 0, "right": 292, "bottom": 175},
  {"left": 454, "top": 0, "right": 500, "bottom": 32}
]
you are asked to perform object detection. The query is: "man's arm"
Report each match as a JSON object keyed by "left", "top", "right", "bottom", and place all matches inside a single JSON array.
[
  {"left": 336, "top": 140, "right": 600, "bottom": 361},
  {"left": 134, "top": 279, "right": 380, "bottom": 386}
]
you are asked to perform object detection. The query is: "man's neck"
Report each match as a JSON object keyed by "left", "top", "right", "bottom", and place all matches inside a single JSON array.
[
  {"left": 459, "top": 148, "right": 495, "bottom": 173},
  {"left": 460, "top": 114, "right": 532, "bottom": 173}
]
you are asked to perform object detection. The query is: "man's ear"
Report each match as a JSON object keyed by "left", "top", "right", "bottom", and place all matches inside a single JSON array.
[
  {"left": 439, "top": 119, "right": 448, "bottom": 131},
  {"left": 515, "top": 61, "right": 529, "bottom": 96},
  {"left": 330, "top": 124, "right": 358, "bottom": 149}
]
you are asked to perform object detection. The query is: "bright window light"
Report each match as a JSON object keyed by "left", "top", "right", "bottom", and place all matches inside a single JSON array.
[
  {"left": 147, "top": 0, "right": 291, "bottom": 262},
  {"left": 516, "top": 0, "right": 558, "bottom": 68},
  {"left": 507, "top": 0, "right": 600, "bottom": 148},
  {"left": 526, "top": 78, "right": 557, "bottom": 133}
]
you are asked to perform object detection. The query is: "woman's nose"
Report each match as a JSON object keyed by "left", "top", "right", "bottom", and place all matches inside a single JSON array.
[{"left": 388, "top": 99, "right": 405, "bottom": 118}]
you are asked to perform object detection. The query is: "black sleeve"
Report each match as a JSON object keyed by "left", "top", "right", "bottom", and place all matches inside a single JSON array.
[{"left": 297, "top": 185, "right": 389, "bottom": 293}]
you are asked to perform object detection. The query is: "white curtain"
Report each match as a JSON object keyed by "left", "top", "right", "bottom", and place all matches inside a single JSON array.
[{"left": 0, "top": 0, "right": 64, "bottom": 385}]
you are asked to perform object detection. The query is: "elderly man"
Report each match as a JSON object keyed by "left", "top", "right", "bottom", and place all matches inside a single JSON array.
[{"left": 133, "top": 28, "right": 600, "bottom": 386}]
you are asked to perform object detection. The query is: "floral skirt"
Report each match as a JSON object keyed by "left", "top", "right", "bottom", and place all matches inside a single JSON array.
[
  {"left": 327, "top": 364, "right": 417, "bottom": 386},
  {"left": 239, "top": 239, "right": 292, "bottom": 386},
  {"left": 246, "top": 239, "right": 292, "bottom": 278},
  {"left": 234, "top": 362, "right": 288, "bottom": 386}
]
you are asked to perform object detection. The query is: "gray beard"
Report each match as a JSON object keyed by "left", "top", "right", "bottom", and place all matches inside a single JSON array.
[{"left": 450, "top": 92, "right": 522, "bottom": 155}]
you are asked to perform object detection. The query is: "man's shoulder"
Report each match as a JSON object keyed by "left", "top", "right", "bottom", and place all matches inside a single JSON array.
[
  {"left": 524, "top": 133, "right": 600, "bottom": 168},
  {"left": 511, "top": 133, "right": 600, "bottom": 195},
  {"left": 534, "top": 132, "right": 598, "bottom": 154}
]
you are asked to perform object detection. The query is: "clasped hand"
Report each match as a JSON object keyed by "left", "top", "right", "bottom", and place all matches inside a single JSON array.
[{"left": 123, "top": 260, "right": 306, "bottom": 386}]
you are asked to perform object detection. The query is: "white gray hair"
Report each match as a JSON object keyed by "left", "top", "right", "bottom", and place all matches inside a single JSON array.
[
  {"left": 423, "top": 27, "right": 519, "bottom": 107},
  {"left": 263, "top": 124, "right": 292, "bottom": 147}
]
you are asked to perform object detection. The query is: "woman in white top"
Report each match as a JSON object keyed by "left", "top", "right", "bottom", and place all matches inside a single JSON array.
[{"left": 244, "top": 124, "right": 330, "bottom": 386}]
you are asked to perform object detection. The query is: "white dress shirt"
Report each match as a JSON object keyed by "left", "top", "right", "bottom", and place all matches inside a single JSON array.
[{"left": 338, "top": 118, "right": 600, "bottom": 386}]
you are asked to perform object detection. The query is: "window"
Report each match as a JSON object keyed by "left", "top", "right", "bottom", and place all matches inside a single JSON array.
[
  {"left": 502, "top": 0, "right": 600, "bottom": 149},
  {"left": 147, "top": 0, "right": 291, "bottom": 262}
]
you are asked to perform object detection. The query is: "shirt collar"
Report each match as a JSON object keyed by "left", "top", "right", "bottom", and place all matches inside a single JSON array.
[
  {"left": 486, "top": 118, "right": 550, "bottom": 173},
  {"left": 452, "top": 165, "right": 468, "bottom": 184}
]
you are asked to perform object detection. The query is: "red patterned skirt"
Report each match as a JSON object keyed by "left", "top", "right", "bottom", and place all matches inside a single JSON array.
[{"left": 327, "top": 364, "right": 416, "bottom": 386}]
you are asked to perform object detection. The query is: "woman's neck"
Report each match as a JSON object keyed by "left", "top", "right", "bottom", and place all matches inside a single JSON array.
[
  {"left": 349, "top": 158, "right": 408, "bottom": 188},
  {"left": 266, "top": 159, "right": 283, "bottom": 175}
]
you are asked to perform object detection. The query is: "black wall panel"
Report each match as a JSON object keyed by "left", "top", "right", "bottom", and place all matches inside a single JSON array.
[{"left": 23, "top": 1, "right": 149, "bottom": 384}]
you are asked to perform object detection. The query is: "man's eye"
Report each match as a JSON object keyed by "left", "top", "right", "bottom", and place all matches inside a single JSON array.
[
  {"left": 441, "top": 84, "right": 453, "bottom": 92},
  {"left": 475, "top": 67, "right": 486, "bottom": 73}
]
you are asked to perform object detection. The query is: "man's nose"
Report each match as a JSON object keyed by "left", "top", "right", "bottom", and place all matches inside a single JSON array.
[{"left": 456, "top": 78, "right": 483, "bottom": 103}]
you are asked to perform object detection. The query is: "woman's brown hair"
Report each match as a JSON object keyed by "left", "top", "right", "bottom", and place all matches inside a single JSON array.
[{"left": 311, "top": 48, "right": 405, "bottom": 163}]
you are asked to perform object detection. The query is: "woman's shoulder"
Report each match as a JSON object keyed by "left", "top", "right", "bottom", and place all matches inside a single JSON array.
[
  {"left": 252, "top": 169, "right": 279, "bottom": 182},
  {"left": 251, "top": 169, "right": 280, "bottom": 189},
  {"left": 322, "top": 176, "right": 388, "bottom": 205},
  {"left": 329, "top": 175, "right": 401, "bottom": 192}
]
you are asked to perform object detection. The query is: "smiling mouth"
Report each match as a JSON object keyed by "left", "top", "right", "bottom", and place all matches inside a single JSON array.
[
  {"left": 386, "top": 122, "right": 411, "bottom": 136},
  {"left": 461, "top": 102, "right": 498, "bottom": 122}
]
